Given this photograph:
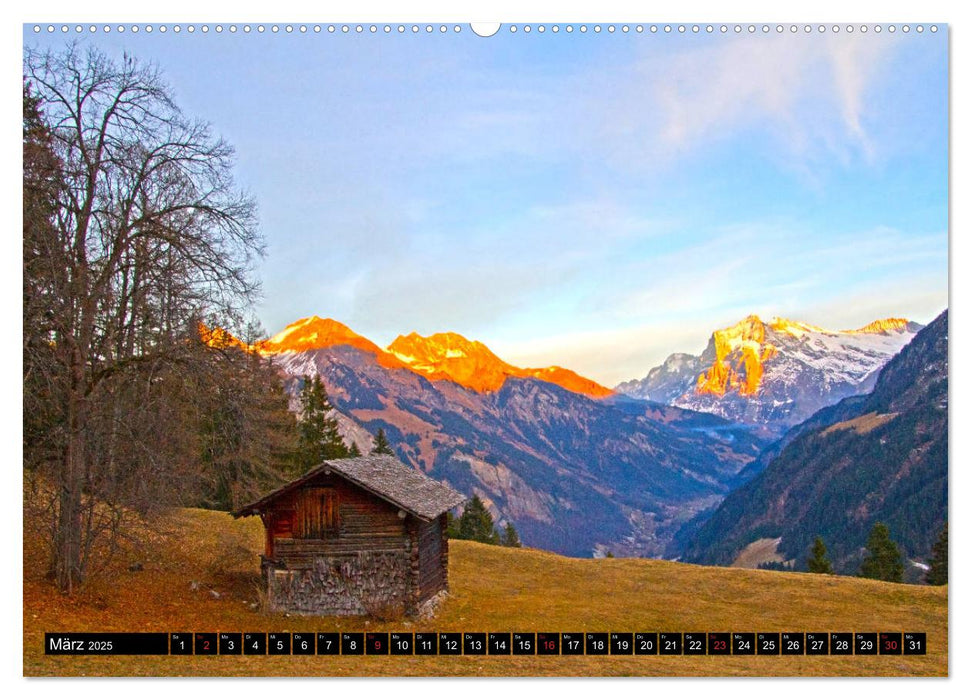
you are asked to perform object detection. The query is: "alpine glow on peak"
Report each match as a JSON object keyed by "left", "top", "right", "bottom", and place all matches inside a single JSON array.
[
  {"left": 248, "top": 319, "right": 614, "bottom": 398},
  {"left": 617, "top": 313, "right": 925, "bottom": 428}
]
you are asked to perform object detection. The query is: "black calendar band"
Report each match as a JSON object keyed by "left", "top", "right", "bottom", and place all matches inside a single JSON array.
[{"left": 44, "top": 632, "right": 927, "bottom": 656}]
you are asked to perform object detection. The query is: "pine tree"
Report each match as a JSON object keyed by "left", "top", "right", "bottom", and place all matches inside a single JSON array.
[
  {"left": 455, "top": 495, "right": 500, "bottom": 545},
  {"left": 197, "top": 338, "right": 300, "bottom": 511},
  {"left": 372, "top": 428, "right": 394, "bottom": 456},
  {"left": 757, "top": 561, "right": 793, "bottom": 572},
  {"left": 605, "top": 551, "right": 615, "bottom": 559},
  {"left": 501, "top": 522, "right": 522, "bottom": 548},
  {"left": 859, "top": 522, "right": 904, "bottom": 583},
  {"left": 347, "top": 442, "right": 361, "bottom": 457},
  {"left": 807, "top": 536, "right": 834, "bottom": 574},
  {"left": 295, "top": 375, "right": 348, "bottom": 470},
  {"left": 446, "top": 511, "right": 459, "bottom": 539},
  {"left": 925, "top": 523, "right": 948, "bottom": 585}
]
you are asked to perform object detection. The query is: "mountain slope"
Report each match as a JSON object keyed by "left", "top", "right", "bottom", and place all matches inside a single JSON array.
[
  {"left": 681, "top": 309, "right": 948, "bottom": 572},
  {"left": 617, "top": 315, "right": 922, "bottom": 428}
]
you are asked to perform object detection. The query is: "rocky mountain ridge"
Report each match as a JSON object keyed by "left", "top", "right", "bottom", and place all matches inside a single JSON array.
[
  {"left": 246, "top": 316, "right": 613, "bottom": 398},
  {"left": 616, "top": 314, "right": 923, "bottom": 429}
]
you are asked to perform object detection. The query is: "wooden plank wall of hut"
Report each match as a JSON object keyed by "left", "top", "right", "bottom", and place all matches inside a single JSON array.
[
  {"left": 416, "top": 516, "right": 446, "bottom": 602},
  {"left": 272, "top": 477, "right": 409, "bottom": 569}
]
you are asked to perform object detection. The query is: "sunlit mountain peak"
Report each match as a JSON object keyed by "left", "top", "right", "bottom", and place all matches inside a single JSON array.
[
  {"left": 844, "top": 318, "right": 914, "bottom": 335},
  {"left": 769, "top": 317, "right": 828, "bottom": 337},
  {"left": 695, "top": 313, "right": 917, "bottom": 399},
  {"left": 387, "top": 330, "right": 613, "bottom": 396},
  {"left": 257, "top": 316, "right": 374, "bottom": 354}
]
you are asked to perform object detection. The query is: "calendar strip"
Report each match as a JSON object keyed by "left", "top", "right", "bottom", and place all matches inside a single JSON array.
[{"left": 45, "top": 632, "right": 926, "bottom": 656}]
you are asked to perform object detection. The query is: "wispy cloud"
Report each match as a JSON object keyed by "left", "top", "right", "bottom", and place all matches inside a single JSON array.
[{"left": 590, "top": 33, "right": 898, "bottom": 175}]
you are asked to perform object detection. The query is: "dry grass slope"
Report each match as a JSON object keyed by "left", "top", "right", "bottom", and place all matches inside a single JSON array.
[
  {"left": 822, "top": 412, "right": 898, "bottom": 436},
  {"left": 24, "top": 507, "right": 947, "bottom": 677},
  {"left": 731, "top": 537, "right": 787, "bottom": 569}
]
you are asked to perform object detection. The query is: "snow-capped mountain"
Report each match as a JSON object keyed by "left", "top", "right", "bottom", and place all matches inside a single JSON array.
[
  {"left": 256, "top": 316, "right": 402, "bottom": 366},
  {"left": 259, "top": 316, "right": 613, "bottom": 397},
  {"left": 388, "top": 331, "right": 613, "bottom": 396},
  {"left": 615, "top": 353, "right": 703, "bottom": 407},
  {"left": 616, "top": 315, "right": 924, "bottom": 428}
]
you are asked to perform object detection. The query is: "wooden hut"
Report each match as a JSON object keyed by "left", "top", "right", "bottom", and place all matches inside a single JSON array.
[{"left": 233, "top": 455, "right": 466, "bottom": 617}]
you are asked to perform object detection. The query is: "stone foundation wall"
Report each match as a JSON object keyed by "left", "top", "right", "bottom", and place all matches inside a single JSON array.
[{"left": 268, "top": 550, "right": 411, "bottom": 616}]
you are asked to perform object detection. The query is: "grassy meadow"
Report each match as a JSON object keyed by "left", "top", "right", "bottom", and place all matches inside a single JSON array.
[{"left": 24, "top": 507, "right": 947, "bottom": 677}]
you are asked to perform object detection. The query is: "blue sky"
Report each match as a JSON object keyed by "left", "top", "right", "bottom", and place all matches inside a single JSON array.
[{"left": 23, "top": 25, "right": 948, "bottom": 385}]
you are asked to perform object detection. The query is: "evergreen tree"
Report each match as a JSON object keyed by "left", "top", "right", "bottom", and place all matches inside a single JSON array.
[
  {"left": 196, "top": 336, "right": 300, "bottom": 511},
  {"left": 859, "top": 522, "right": 904, "bottom": 583},
  {"left": 807, "top": 536, "right": 834, "bottom": 574},
  {"left": 455, "top": 495, "right": 500, "bottom": 545},
  {"left": 347, "top": 442, "right": 361, "bottom": 457},
  {"left": 295, "top": 375, "right": 348, "bottom": 470},
  {"left": 372, "top": 427, "right": 394, "bottom": 456},
  {"left": 605, "top": 551, "right": 615, "bottom": 559},
  {"left": 500, "top": 522, "right": 522, "bottom": 548},
  {"left": 925, "top": 523, "right": 948, "bottom": 585}
]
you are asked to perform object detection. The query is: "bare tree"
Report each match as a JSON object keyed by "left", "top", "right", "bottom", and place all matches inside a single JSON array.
[{"left": 24, "top": 45, "right": 263, "bottom": 592}]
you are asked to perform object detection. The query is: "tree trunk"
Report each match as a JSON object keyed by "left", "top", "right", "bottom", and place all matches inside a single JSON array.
[{"left": 55, "top": 346, "right": 86, "bottom": 593}]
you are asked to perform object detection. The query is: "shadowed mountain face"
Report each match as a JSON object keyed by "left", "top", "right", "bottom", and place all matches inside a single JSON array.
[
  {"left": 271, "top": 344, "right": 767, "bottom": 557},
  {"left": 681, "top": 310, "right": 947, "bottom": 572},
  {"left": 616, "top": 315, "right": 923, "bottom": 431}
]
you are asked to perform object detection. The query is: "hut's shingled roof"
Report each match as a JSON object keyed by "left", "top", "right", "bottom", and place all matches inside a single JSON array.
[{"left": 233, "top": 455, "right": 466, "bottom": 521}]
